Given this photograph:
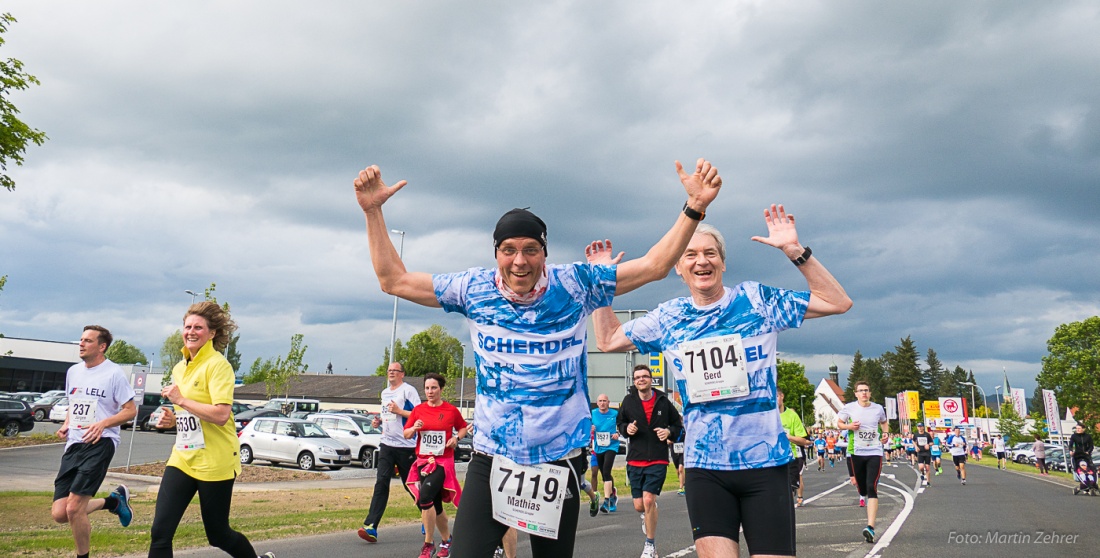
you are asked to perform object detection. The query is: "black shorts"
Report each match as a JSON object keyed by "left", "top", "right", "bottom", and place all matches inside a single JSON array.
[
  {"left": 671, "top": 449, "right": 684, "bottom": 468},
  {"left": 54, "top": 441, "right": 116, "bottom": 500},
  {"left": 627, "top": 464, "right": 667, "bottom": 498},
  {"left": 787, "top": 458, "right": 805, "bottom": 490},
  {"left": 685, "top": 466, "right": 795, "bottom": 556},
  {"left": 415, "top": 462, "right": 445, "bottom": 514},
  {"left": 953, "top": 454, "right": 967, "bottom": 466},
  {"left": 917, "top": 453, "right": 932, "bottom": 465},
  {"left": 595, "top": 450, "right": 617, "bottom": 482},
  {"left": 850, "top": 454, "right": 883, "bottom": 499},
  {"left": 996, "top": 451, "right": 1006, "bottom": 459}
]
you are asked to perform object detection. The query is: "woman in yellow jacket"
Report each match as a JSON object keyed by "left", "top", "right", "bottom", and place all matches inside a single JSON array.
[{"left": 150, "top": 302, "right": 273, "bottom": 558}]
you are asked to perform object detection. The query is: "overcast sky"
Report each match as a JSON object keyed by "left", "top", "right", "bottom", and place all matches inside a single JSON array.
[{"left": 2, "top": 1, "right": 1098, "bottom": 398}]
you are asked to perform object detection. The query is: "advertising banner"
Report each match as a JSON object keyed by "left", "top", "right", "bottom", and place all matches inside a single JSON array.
[
  {"left": 905, "top": 391, "right": 920, "bottom": 420},
  {"left": 649, "top": 352, "right": 664, "bottom": 388},
  {"left": 886, "top": 397, "right": 897, "bottom": 420},
  {"left": 939, "top": 397, "right": 966, "bottom": 423},
  {"left": 1010, "top": 388, "right": 1026, "bottom": 417},
  {"left": 1043, "top": 389, "right": 1061, "bottom": 435},
  {"left": 923, "top": 400, "right": 941, "bottom": 419}
]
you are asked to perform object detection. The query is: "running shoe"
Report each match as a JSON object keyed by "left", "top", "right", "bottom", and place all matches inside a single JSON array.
[
  {"left": 437, "top": 536, "right": 452, "bottom": 557},
  {"left": 609, "top": 488, "right": 618, "bottom": 512},
  {"left": 357, "top": 525, "right": 378, "bottom": 543},
  {"left": 921, "top": 480, "right": 928, "bottom": 487},
  {"left": 641, "top": 513, "right": 647, "bottom": 535},
  {"left": 600, "top": 500, "right": 610, "bottom": 514},
  {"left": 590, "top": 493, "right": 601, "bottom": 517},
  {"left": 956, "top": 470, "right": 961, "bottom": 480},
  {"left": 936, "top": 467, "right": 942, "bottom": 475},
  {"left": 863, "top": 526, "right": 876, "bottom": 543},
  {"left": 641, "top": 541, "right": 658, "bottom": 558},
  {"left": 418, "top": 542, "right": 435, "bottom": 558},
  {"left": 260, "top": 554, "right": 277, "bottom": 558},
  {"left": 961, "top": 479, "right": 966, "bottom": 485},
  {"left": 109, "top": 484, "right": 133, "bottom": 527},
  {"left": 677, "top": 487, "right": 685, "bottom": 496},
  {"left": 493, "top": 547, "right": 505, "bottom": 558},
  {"left": 859, "top": 496, "right": 866, "bottom": 507}
]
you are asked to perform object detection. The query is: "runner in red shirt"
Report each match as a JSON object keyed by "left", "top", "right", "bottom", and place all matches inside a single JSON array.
[{"left": 404, "top": 373, "right": 469, "bottom": 558}]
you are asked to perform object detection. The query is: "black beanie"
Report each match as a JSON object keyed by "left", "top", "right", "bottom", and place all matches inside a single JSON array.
[{"left": 493, "top": 208, "right": 548, "bottom": 254}]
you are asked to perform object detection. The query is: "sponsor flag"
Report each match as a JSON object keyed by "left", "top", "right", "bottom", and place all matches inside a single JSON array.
[
  {"left": 1043, "top": 389, "right": 1061, "bottom": 435},
  {"left": 886, "top": 397, "right": 897, "bottom": 420},
  {"left": 905, "top": 391, "right": 920, "bottom": 420},
  {"left": 649, "top": 353, "right": 664, "bottom": 387},
  {"left": 1010, "top": 388, "right": 1026, "bottom": 417}
]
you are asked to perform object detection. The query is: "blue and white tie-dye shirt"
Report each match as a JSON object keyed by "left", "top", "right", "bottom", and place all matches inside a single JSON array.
[
  {"left": 434, "top": 263, "right": 616, "bottom": 465},
  {"left": 623, "top": 282, "right": 808, "bottom": 471}
]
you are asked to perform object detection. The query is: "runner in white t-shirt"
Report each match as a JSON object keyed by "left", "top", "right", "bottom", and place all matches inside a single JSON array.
[
  {"left": 49, "top": 325, "right": 137, "bottom": 558},
  {"left": 992, "top": 434, "right": 1007, "bottom": 470},
  {"left": 836, "top": 381, "right": 889, "bottom": 545},
  {"left": 947, "top": 426, "right": 969, "bottom": 484},
  {"left": 359, "top": 362, "right": 421, "bottom": 543}
]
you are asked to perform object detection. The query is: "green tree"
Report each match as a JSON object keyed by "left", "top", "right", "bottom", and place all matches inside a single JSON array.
[
  {"left": 861, "top": 358, "right": 889, "bottom": 408},
  {"left": 1027, "top": 411, "right": 1047, "bottom": 440},
  {"left": 377, "top": 324, "right": 471, "bottom": 380},
  {"left": 945, "top": 365, "right": 970, "bottom": 399},
  {"left": 997, "top": 399, "right": 1027, "bottom": 445},
  {"left": 246, "top": 334, "right": 310, "bottom": 399},
  {"left": 921, "top": 348, "right": 945, "bottom": 402},
  {"left": 883, "top": 336, "right": 922, "bottom": 397},
  {"left": 843, "top": 350, "right": 866, "bottom": 402},
  {"left": 160, "top": 330, "right": 184, "bottom": 386},
  {"left": 0, "top": 14, "right": 48, "bottom": 192},
  {"left": 1036, "top": 316, "right": 1100, "bottom": 436},
  {"left": 777, "top": 359, "right": 816, "bottom": 428},
  {"left": 376, "top": 340, "right": 405, "bottom": 375},
  {"left": 105, "top": 340, "right": 148, "bottom": 365}
]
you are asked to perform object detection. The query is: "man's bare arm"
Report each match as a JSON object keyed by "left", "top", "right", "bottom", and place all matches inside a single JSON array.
[
  {"left": 749, "top": 204, "right": 852, "bottom": 319},
  {"left": 613, "top": 159, "right": 722, "bottom": 295},
  {"left": 354, "top": 165, "right": 440, "bottom": 307},
  {"left": 584, "top": 240, "right": 639, "bottom": 352}
]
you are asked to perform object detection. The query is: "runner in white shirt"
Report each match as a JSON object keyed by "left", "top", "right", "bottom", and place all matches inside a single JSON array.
[
  {"left": 992, "top": 434, "right": 1007, "bottom": 470},
  {"left": 946, "top": 426, "right": 969, "bottom": 484},
  {"left": 836, "top": 381, "right": 888, "bottom": 544},
  {"left": 50, "top": 325, "right": 137, "bottom": 558},
  {"left": 359, "top": 362, "right": 422, "bottom": 543}
]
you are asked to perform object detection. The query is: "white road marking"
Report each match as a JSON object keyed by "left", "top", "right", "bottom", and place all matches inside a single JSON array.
[{"left": 863, "top": 480, "right": 915, "bottom": 557}]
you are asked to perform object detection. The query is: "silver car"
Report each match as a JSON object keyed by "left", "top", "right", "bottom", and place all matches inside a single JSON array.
[
  {"left": 305, "top": 413, "right": 384, "bottom": 468},
  {"left": 238, "top": 417, "right": 352, "bottom": 471}
]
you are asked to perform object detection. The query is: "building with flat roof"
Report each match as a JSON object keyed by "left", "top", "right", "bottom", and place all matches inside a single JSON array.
[{"left": 0, "top": 337, "right": 79, "bottom": 392}]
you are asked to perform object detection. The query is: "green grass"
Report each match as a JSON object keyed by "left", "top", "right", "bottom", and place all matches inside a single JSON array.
[{"left": 968, "top": 455, "right": 1075, "bottom": 481}]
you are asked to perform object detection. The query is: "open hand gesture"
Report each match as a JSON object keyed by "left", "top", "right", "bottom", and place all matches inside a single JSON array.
[
  {"left": 354, "top": 165, "right": 408, "bottom": 213},
  {"left": 750, "top": 204, "right": 801, "bottom": 256},
  {"left": 584, "top": 240, "right": 624, "bottom": 266},
  {"left": 676, "top": 158, "right": 722, "bottom": 212}
]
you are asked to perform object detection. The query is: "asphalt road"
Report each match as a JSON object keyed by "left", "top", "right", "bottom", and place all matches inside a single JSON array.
[
  {"left": 6, "top": 424, "right": 1096, "bottom": 557},
  {"left": 105, "top": 459, "right": 1099, "bottom": 557}
]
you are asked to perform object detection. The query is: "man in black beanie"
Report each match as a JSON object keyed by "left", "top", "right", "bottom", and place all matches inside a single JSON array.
[{"left": 352, "top": 159, "right": 722, "bottom": 558}]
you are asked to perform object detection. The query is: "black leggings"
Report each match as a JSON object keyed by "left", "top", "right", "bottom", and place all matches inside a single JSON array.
[
  {"left": 595, "top": 450, "right": 616, "bottom": 484},
  {"left": 451, "top": 452, "right": 585, "bottom": 558},
  {"left": 850, "top": 455, "right": 883, "bottom": 499},
  {"left": 416, "top": 464, "right": 446, "bottom": 514},
  {"left": 148, "top": 466, "right": 256, "bottom": 558}
]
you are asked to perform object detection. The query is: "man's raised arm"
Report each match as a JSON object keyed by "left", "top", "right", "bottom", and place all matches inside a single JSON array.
[
  {"left": 612, "top": 159, "right": 722, "bottom": 295},
  {"left": 354, "top": 165, "right": 440, "bottom": 307}
]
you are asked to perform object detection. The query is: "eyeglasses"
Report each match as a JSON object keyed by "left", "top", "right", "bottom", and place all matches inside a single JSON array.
[
  {"left": 634, "top": 375, "right": 651, "bottom": 381},
  {"left": 855, "top": 389, "right": 870, "bottom": 393},
  {"left": 497, "top": 246, "right": 542, "bottom": 257}
]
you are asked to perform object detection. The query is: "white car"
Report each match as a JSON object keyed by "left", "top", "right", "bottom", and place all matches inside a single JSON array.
[
  {"left": 238, "top": 417, "right": 352, "bottom": 471},
  {"left": 306, "top": 413, "right": 383, "bottom": 468},
  {"left": 49, "top": 397, "right": 69, "bottom": 422}
]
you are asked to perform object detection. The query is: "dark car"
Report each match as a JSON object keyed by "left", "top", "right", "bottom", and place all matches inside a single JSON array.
[
  {"left": 454, "top": 430, "right": 474, "bottom": 462},
  {"left": 0, "top": 398, "right": 36, "bottom": 437},
  {"left": 127, "top": 392, "right": 169, "bottom": 431},
  {"left": 30, "top": 396, "right": 66, "bottom": 421},
  {"left": 8, "top": 392, "right": 43, "bottom": 404},
  {"left": 234, "top": 408, "right": 286, "bottom": 432}
]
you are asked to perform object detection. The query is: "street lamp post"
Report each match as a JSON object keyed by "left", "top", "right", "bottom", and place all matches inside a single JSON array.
[
  {"left": 959, "top": 381, "right": 988, "bottom": 437},
  {"left": 185, "top": 290, "right": 198, "bottom": 304},
  {"left": 388, "top": 229, "right": 405, "bottom": 364},
  {"left": 994, "top": 386, "right": 1003, "bottom": 423},
  {"left": 800, "top": 394, "right": 807, "bottom": 427}
]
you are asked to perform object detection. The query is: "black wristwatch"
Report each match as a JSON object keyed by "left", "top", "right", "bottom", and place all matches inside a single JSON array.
[
  {"left": 791, "top": 246, "right": 812, "bottom": 267},
  {"left": 682, "top": 202, "right": 705, "bottom": 221}
]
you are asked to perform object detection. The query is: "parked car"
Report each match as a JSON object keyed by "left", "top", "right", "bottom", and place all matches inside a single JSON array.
[
  {"left": 7, "top": 392, "right": 43, "bottom": 404},
  {"left": 30, "top": 396, "right": 66, "bottom": 421},
  {"left": 0, "top": 398, "right": 36, "bottom": 437},
  {"left": 49, "top": 397, "right": 70, "bottom": 422},
  {"left": 234, "top": 408, "right": 287, "bottom": 432},
  {"left": 238, "top": 417, "right": 351, "bottom": 470},
  {"left": 40, "top": 390, "right": 66, "bottom": 399},
  {"left": 261, "top": 398, "right": 321, "bottom": 417},
  {"left": 455, "top": 430, "right": 473, "bottom": 462},
  {"left": 147, "top": 404, "right": 176, "bottom": 433},
  {"left": 231, "top": 401, "right": 254, "bottom": 414},
  {"left": 128, "top": 392, "right": 169, "bottom": 431},
  {"left": 306, "top": 413, "right": 383, "bottom": 468}
]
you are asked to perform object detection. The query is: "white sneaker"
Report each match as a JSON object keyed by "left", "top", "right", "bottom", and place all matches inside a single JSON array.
[
  {"left": 641, "top": 541, "right": 658, "bottom": 558},
  {"left": 641, "top": 513, "right": 647, "bottom": 535}
]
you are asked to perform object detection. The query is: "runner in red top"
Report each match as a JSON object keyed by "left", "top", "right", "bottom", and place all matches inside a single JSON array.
[{"left": 404, "top": 373, "right": 468, "bottom": 558}]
